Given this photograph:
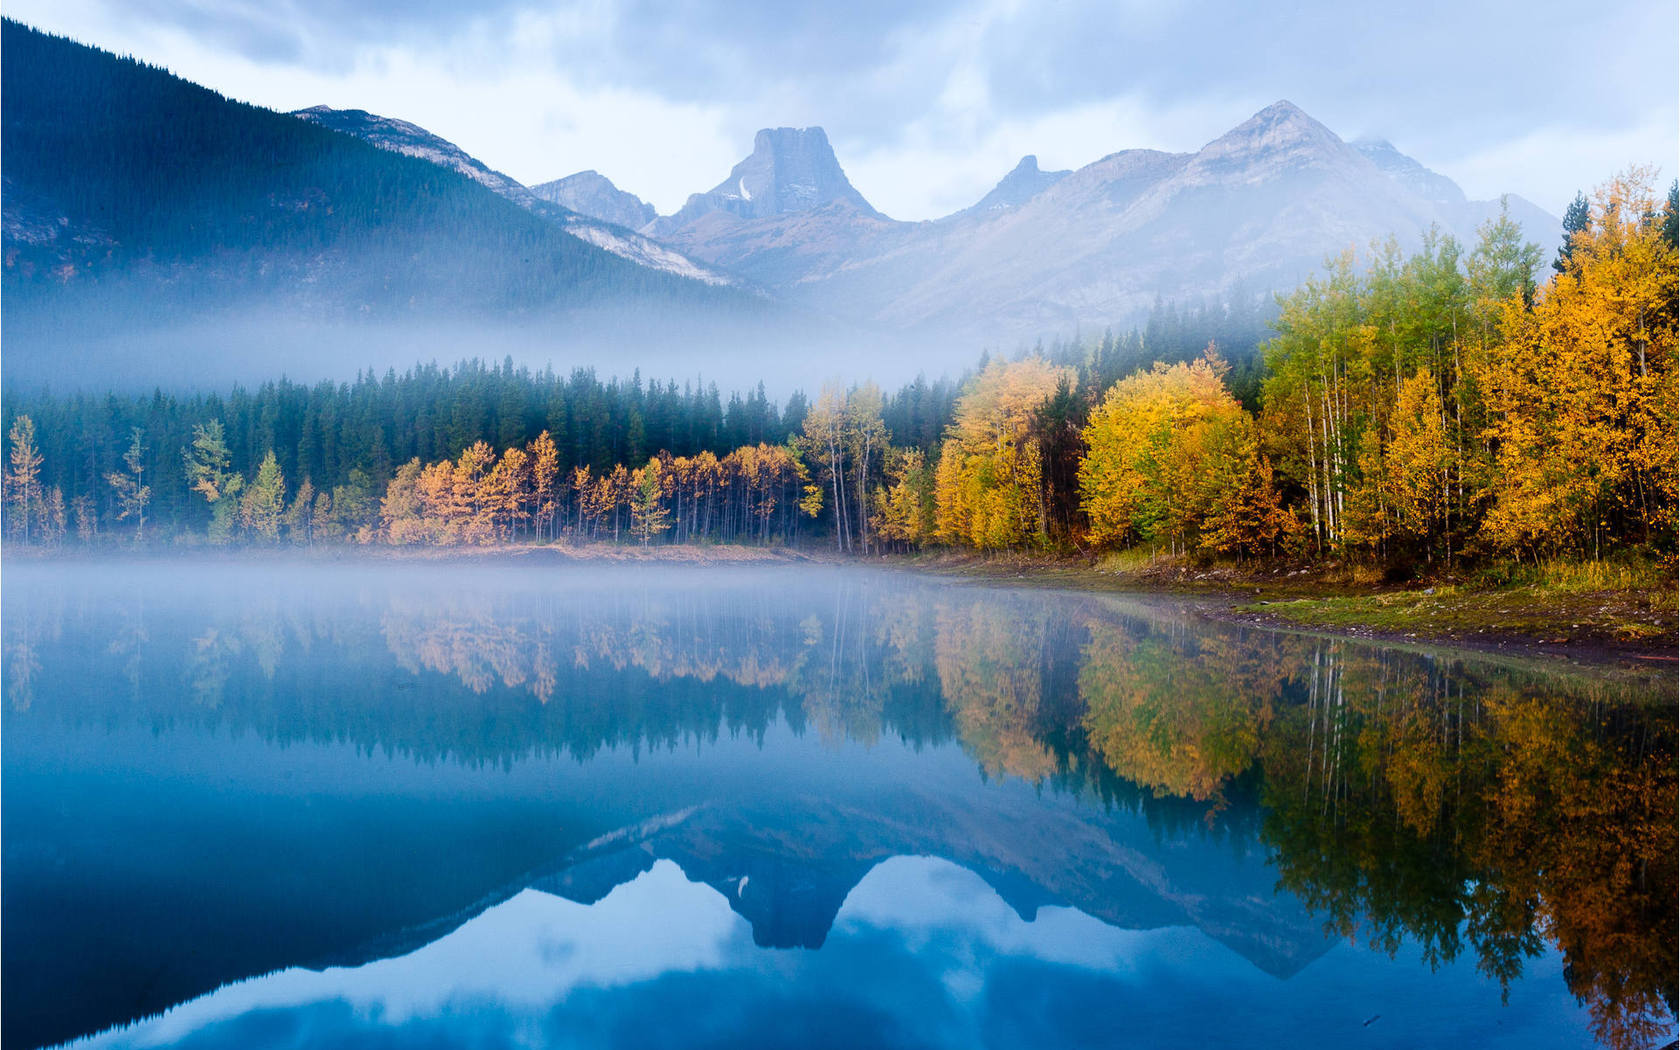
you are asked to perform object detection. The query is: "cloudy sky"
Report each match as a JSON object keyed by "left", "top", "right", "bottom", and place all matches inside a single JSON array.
[{"left": 8, "top": 0, "right": 1674, "bottom": 220}]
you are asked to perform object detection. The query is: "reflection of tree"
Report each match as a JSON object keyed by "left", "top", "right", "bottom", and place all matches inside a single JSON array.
[
  {"left": 1077, "top": 620, "right": 1283, "bottom": 801},
  {"left": 7, "top": 569, "right": 1674, "bottom": 1044},
  {"left": 1476, "top": 693, "right": 1676, "bottom": 1050},
  {"left": 186, "top": 628, "right": 240, "bottom": 709},
  {"left": 4, "top": 620, "right": 40, "bottom": 713},
  {"left": 1260, "top": 657, "right": 1677, "bottom": 1050},
  {"left": 934, "top": 602, "right": 1059, "bottom": 784}
]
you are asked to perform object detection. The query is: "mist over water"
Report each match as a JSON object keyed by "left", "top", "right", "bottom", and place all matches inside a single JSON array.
[{"left": 2, "top": 558, "right": 1674, "bottom": 1050}]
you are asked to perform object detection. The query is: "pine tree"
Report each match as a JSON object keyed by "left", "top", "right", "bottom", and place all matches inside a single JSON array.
[{"left": 1553, "top": 192, "right": 1591, "bottom": 274}]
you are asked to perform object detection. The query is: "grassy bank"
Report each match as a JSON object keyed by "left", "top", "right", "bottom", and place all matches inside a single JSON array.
[{"left": 892, "top": 549, "right": 1678, "bottom": 664}]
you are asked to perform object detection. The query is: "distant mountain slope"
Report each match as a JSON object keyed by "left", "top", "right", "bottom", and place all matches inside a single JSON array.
[
  {"left": 947, "top": 155, "right": 1072, "bottom": 220},
  {"left": 292, "top": 105, "right": 740, "bottom": 289},
  {"left": 653, "top": 104, "right": 1558, "bottom": 341},
  {"left": 0, "top": 20, "right": 768, "bottom": 387},
  {"left": 293, "top": 105, "right": 539, "bottom": 205},
  {"left": 532, "top": 170, "right": 657, "bottom": 230}
]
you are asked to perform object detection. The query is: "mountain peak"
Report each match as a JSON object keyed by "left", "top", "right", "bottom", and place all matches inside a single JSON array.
[
  {"left": 531, "top": 170, "right": 657, "bottom": 230},
  {"left": 1192, "top": 99, "right": 1348, "bottom": 173},
  {"left": 655, "top": 125, "right": 880, "bottom": 231},
  {"left": 950, "top": 153, "right": 1072, "bottom": 220}
]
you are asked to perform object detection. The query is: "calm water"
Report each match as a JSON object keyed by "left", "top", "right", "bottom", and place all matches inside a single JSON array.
[{"left": 2, "top": 559, "right": 1674, "bottom": 1050}]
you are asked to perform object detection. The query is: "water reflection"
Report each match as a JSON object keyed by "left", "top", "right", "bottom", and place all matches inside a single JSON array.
[{"left": 2, "top": 560, "right": 1673, "bottom": 1050}]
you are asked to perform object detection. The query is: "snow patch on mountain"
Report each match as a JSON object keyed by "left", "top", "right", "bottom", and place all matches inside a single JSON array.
[{"left": 561, "top": 217, "right": 742, "bottom": 288}]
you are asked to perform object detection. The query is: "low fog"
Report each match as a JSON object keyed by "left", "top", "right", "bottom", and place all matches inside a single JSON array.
[{"left": 1, "top": 292, "right": 1002, "bottom": 399}]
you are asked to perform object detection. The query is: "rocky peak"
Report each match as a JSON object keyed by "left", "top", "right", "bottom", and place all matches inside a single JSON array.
[
  {"left": 530, "top": 170, "right": 657, "bottom": 230},
  {"left": 655, "top": 125, "right": 880, "bottom": 232},
  {"left": 1191, "top": 100, "right": 1351, "bottom": 174},
  {"left": 951, "top": 154, "right": 1072, "bottom": 219}
]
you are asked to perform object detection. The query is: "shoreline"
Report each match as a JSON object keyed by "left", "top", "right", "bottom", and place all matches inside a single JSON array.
[
  {"left": 7, "top": 542, "right": 1675, "bottom": 669},
  {"left": 886, "top": 550, "right": 1678, "bottom": 670}
]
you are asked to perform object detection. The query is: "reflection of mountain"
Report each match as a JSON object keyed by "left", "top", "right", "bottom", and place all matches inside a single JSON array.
[
  {"left": 4, "top": 562, "right": 1675, "bottom": 1050},
  {"left": 536, "top": 798, "right": 1329, "bottom": 972}
]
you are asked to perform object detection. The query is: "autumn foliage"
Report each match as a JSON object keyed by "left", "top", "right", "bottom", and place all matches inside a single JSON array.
[{"left": 3, "top": 173, "right": 1673, "bottom": 566}]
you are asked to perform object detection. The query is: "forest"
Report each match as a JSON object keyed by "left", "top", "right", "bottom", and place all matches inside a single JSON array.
[{"left": 3, "top": 172, "right": 1675, "bottom": 569}]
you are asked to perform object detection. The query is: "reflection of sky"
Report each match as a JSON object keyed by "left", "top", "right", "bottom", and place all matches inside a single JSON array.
[{"left": 68, "top": 857, "right": 1605, "bottom": 1050}]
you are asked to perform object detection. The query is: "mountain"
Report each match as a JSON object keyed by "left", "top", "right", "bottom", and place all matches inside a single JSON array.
[
  {"left": 1352, "top": 135, "right": 1560, "bottom": 252},
  {"left": 0, "top": 21, "right": 769, "bottom": 389},
  {"left": 293, "top": 105, "right": 538, "bottom": 205},
  {"left": 292, "top": 105, "right": 739, "bottom": 289},
  {"left": 653, "top": 102, "right": 1558, "bottom": 342},
  {"left": 948, "top": 155, "right": 1072, "bottom": 220},
  {"left": 647, "top": 127, "right": 881, "bottom": 238},
  {"left": 1352, "top": 137, "right": 1465, "bottom": 204},
  {"left": 531, "top": 170, "right": 657, "bottom": 230}
]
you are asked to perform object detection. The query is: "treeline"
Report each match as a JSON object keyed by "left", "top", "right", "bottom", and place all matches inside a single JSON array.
[{"left": 4, "top": 173, "right": 1674, "bottom": 565}]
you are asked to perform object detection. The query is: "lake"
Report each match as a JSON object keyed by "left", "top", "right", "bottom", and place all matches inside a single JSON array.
[{"left": 2, "top": 558, "right": 1674, "bottom": 1050}]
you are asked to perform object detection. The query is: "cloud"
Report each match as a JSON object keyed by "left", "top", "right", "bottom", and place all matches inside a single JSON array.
[{"left": 4, "top": 0, "right": 1673, "bottom": 218}]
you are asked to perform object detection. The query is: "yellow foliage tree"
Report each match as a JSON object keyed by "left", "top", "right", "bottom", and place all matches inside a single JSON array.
[
  {"left": 933, "top": 358, "right": 1070, "bottom": 549},
  {"left": 1474, "top": 170, "right": 1678, "bottom": 557},
  {"left": 1081, "top": 353, "right": 1284, "bottom": 555}
]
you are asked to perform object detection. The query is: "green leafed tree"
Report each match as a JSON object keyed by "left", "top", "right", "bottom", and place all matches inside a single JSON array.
[
  {"left": 183, "top": 420, "right": 243, "bottom": 544},
  {"left": 105, "top": 427, "right": 151, "bottom": 543},
  {"left": 240, "top": 450, "right": 287, "bottom": 544}
]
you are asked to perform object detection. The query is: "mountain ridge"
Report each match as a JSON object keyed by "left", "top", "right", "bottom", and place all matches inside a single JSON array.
[
  {"left": 531, "top": 169, "right": 658, "bottom": 230},
  {"left": 648, "top": 99, "right": 1557, "bottom": 340}
]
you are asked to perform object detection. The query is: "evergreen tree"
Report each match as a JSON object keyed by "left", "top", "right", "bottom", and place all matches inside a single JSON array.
[{"left": 1553, "top": 191, "right": 1591, "bottom": 274}]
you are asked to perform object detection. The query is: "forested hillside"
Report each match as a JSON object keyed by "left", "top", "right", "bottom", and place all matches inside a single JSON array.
[{"left": 0, "top": 20, "right": 760, "bottom": 378}]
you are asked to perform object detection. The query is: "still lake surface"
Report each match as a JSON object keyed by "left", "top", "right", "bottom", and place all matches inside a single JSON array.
[{"left": 2, "top": 558, "right": 1674, "bottom": 1050}]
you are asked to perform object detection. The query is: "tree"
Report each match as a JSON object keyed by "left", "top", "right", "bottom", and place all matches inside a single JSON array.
[
  {"left": 6, "top": 414, "right": 44, "bottom": 543},
  {"left": 381, "top": 458, "right": 428, "bottom": 544},
  {"left": 528, "top": 431, "right": 559, "bottom": 540},
  {"left": 800, "top": 385, "right": 851, "bottom": 552},
  {"left": 933, "top": 358, "right": 1071, "bottom": 549},
  {"left": 1475, "top": 169, "right": 1678, "bottom": 557},
  {"left": 874, "top": 448, "right": 936, "bottom": 547},
  {"left": 1080, "top": 353, "right": 1253, "bottom": 554},
  {"left": 846, "top": 383, "right": 888, "bottom": 554},
  {"left": 240, "top": 450, "right": 287, "bottom": 543},
  {"left": 183, "top": 420, "right": 242, "bottom": 544},
  {"left": 71, "top": 495, "right": 97, "bottom": 543},
  {"left": 1553, "top": 191, "right": 1591, "bottom": 274},
  {"left": 286, "top": 478, "right": 317, "bottom": 545},
  {"left": 630, "top": 458, "right": 672, "bottom": 546},
  {"left": 39, "top": 487, "right": 66, "bottom": 546},
  {"left": 106, "top": 427, "right": 151, "bottom": 542}
]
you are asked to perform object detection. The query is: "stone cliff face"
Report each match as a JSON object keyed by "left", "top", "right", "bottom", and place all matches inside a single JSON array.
[
  {"left": 531, "top": 170, "right": 657, "bottom": 230},
  {"left": 649, "top": 127, "right": 881, "bottom": 236}
]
